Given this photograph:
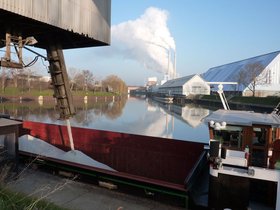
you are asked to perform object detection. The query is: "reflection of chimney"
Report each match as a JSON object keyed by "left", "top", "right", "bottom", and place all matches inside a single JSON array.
[
  {"left": 165, "top": 114, "right": 167, "bottom": 130},
  {"left": 172, "top": 116, "right": 174, "bottom": 132}
]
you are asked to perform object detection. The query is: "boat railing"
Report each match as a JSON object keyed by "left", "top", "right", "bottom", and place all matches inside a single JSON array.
[{"left": 272, "top": 102, "right": 280, "bottom": 117}]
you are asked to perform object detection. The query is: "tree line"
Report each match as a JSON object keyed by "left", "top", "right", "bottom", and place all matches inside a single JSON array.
[
  {"left": 68, "top": 68, "right": 127, "bottom": 94},
  {"left": 0, "top": 66, "right": 128, "bottom": 95}
]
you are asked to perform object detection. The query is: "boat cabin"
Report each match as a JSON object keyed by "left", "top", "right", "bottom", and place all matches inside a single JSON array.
[
  {"left": 205, "top": 109, "right": 280, "bottom": 168},
  {"left": 204, "top": 109, "right": 280, "bottom": 209}
]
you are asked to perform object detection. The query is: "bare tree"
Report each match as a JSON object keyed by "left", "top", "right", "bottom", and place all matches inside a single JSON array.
[
  {"left": 24, "top": 67, "right": 35, "bottom": 92},
  {"left": 82, "top": 70, "right": 95, "bottom": 92},
  {"left": 72, "top": 73, "right": 83, "bottom": 91},
  {"left": 238, "top": 62, "right": 267, "bottom": 97},
  {"left": 0, "top": 67, "right": 8, "bottom": 92},
  {"left": 72, "top": 69, "right": 95, "bottom": 91},
  {"left": 235, "top": 68, "right": 247, "bottom": 92},
  {"left": 68, "top": 67, "right": 79, "bottom": 91},
  {"left": 102, "top": 75, "right": 127, "bottom": 94},
  {"left": 10, "top": 68, "right": 23, "bottom": 88}
]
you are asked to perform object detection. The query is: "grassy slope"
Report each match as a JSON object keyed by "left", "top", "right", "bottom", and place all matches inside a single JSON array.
[{"left": 0, "top": 187, "right": 67, "bottom": 210}]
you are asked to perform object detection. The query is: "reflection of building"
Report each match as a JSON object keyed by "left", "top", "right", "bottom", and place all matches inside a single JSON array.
[
  {"left": 154, "top": 99, "right": 209, "bottom": 128},
  {"left": 147, "top": 103, "right": 157, "bottom": 112},
  {"left": 174, "top": 105, "right": 209, "bottom": 128},
  {"left": 170, "top": 104, "right": 209, "bottom": 128},
  {"left": 202, "top": 51, "right": 280, "bottom": 97},
  {"left": 158, "top": 74, "right": 210, "bottom": 97}
]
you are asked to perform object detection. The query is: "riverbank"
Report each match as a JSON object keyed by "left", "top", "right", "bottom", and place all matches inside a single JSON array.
[
  {"left": 189, "top": 95, "right": 279, "bottom": 112},
  {"left": 0, "top": 95, "right": 125, "bottom": 104},
  {"left": 0, "top": 88, "right": 122, "bottom": 103}
]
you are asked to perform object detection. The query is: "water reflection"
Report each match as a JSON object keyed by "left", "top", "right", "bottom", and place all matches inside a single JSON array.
[
  {"left": 159, "top": 102, "right": 210, "bottom": 128},
  {"left": 0, "top": 96, "right": 212, "bottom": 143},
  {"left": 146, "top": 98, "right": 213, "bottom": 142},
  {"left": 72, "top": 96, "right": 127, "bottom": 126},
  {"left": 0, "top": 96, "right": 127, "bottom": 124}
]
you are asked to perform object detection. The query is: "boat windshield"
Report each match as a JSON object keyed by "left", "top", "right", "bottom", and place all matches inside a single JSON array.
[{"left": 212, "top": 126, "right": 243, "bottom": 150}]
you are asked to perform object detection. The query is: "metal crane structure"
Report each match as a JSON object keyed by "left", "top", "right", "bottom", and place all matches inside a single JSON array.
[
  {"left": 207, "top": 82, "right": 238, "bottom": 110},
  {"left": 0, "top": 0, "right": 111, "bottom": 151},
  {"left": 0, "top": 0, "right": 111, "bottom": 119}
]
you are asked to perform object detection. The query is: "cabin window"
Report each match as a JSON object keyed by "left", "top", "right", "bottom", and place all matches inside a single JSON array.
[
  {"left": 251, "top": 127, "right": 268, "bottom": 167},
  {"left": 252, "top": 127, "right": 266, "bottom": 146},
  {"left": 213, "top": 126, "right": 243, "bottom": 150}
]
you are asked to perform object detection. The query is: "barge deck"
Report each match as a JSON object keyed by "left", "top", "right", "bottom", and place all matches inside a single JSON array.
[{"left": 18, "top": 120, "right": 207, "bottom": 208}]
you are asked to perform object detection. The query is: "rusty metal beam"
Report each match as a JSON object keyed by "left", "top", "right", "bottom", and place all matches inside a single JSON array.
[
  {"left": 0, "top": 60, "right": 23, "bottom": 69},
  {"left": 46, "top": 44, "right": 75, "bottom": 119}
]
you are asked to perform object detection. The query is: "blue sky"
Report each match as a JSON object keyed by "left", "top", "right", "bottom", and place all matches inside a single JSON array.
[{"left": 64, "top": 1, "right": 280, "bottom": 86}]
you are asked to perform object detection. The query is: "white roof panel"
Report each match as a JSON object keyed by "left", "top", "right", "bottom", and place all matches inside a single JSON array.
[
  {"left": 202, "top": 51, "right": 280, "bottom": 91},
  {"left": 160, "top": 74, "right": 206, "bottom": 88},
  {"left": 204, "top": 109, "right": 280, "bottom": 127}
]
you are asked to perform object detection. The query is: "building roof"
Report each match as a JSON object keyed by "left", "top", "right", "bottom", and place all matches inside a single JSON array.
[
  {"left": 159, "top": 74, "right": 202, "bottom": 88},
  {"left": 202, "top": 51, "right": 280, "bottom": 91},
  {"left": 204, "top": 109, "right": 280, "bottom": 127},
  {"left": 0, "top": 0, "right": 111, "bottom": 49}
]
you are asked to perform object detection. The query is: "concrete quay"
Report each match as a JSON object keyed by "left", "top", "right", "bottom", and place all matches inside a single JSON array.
[{"left": 6, "top": 168, "right": 185, "bottom": 210}]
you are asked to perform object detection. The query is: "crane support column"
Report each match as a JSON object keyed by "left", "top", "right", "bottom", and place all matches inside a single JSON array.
[{"left": 46, "top": 44, "right": 75, "bottom": 119}]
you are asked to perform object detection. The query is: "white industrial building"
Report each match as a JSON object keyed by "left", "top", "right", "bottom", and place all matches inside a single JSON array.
[
  {"left": 202, "top": 51, "right": 280, "bottom": 97},
  {"left": 146, "top": 77, "right": 158, "bottom": 86},
  {"left": 158, "top": 74, "right": 210, "bottom": 97}
]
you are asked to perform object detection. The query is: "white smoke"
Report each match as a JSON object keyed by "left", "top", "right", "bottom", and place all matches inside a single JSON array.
[{"left": 111, "top": 7, "right": 176, "bottom": 78}]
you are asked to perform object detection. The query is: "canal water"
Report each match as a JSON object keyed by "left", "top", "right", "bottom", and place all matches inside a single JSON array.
[
  {"left": 2, "top": 95, "right": 216, "bottom": 197},
  {"left": 1, "top": 96, "right": 215, "bottom": 144}
]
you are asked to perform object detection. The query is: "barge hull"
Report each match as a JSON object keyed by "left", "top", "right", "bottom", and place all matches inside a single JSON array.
[{"left": 19, "top": 121, "right": 206, "bottom": 192}]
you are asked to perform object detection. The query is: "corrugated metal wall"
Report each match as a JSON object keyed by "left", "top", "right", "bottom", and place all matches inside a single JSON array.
[{"left": 0, "top": 0, "right": 111, "bottom": 44}]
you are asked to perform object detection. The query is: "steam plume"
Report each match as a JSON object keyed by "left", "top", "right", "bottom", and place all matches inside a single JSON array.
[{"left": 111, "top": 7, "right": 176, "bottom": 78}]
